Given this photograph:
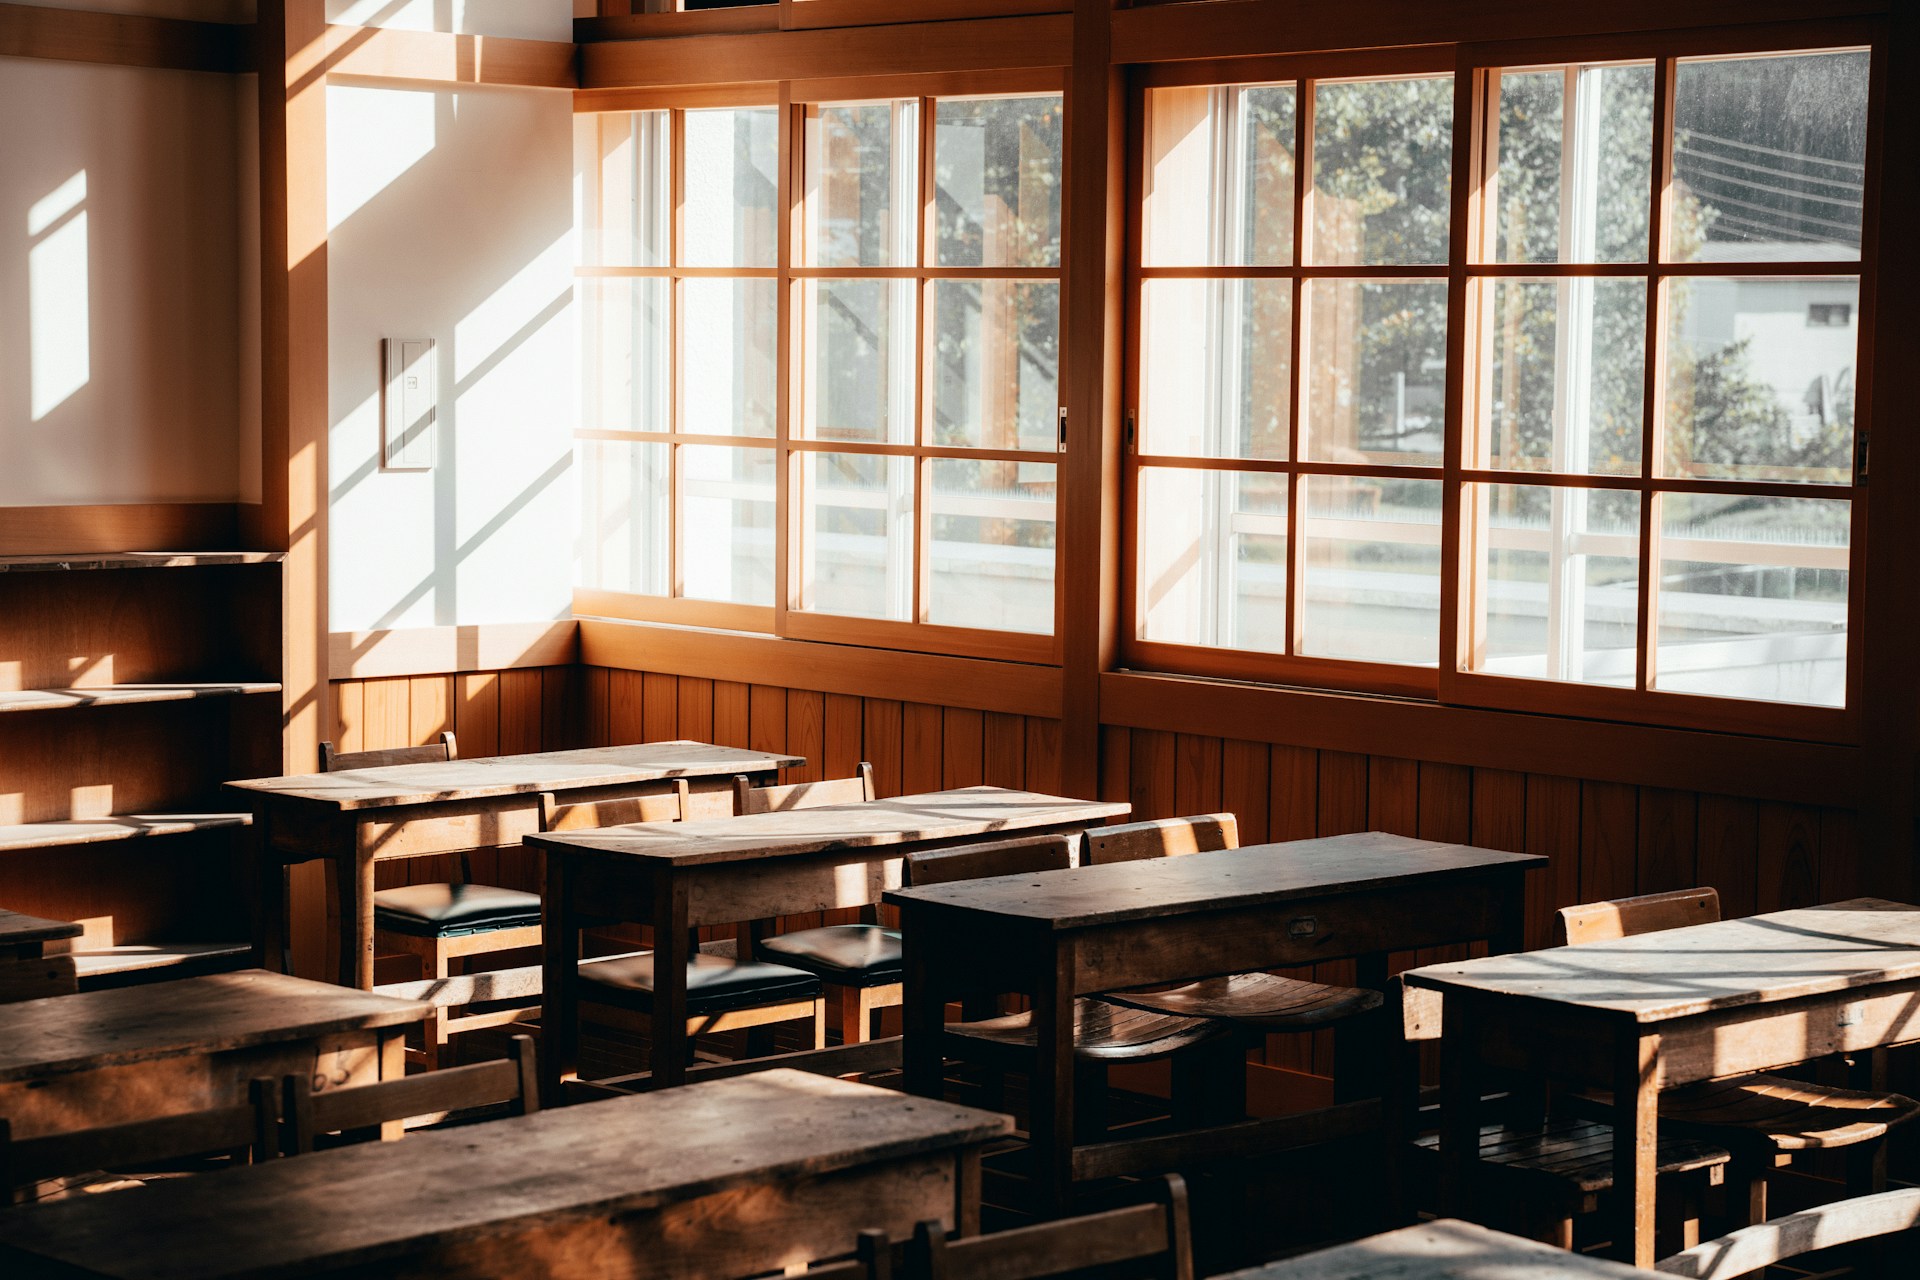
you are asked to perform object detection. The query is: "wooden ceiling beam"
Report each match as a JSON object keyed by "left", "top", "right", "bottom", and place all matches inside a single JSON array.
[
  {"left": 322, "top": 25, "right": 578, "bottom": 91},
  {"left": 0, "top": 1, "right": 250, "bottom": 73}
]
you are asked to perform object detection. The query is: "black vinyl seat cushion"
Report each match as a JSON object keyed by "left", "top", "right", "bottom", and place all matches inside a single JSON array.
[
  {"left": 580, "top": 951, "right": 822, "bottom": 1016},
  {"left": 756, "top": 924, "right": 902, "bottom": 987},
  {"left": 372, "top": 883, "right": 543, "bottom": 938}
]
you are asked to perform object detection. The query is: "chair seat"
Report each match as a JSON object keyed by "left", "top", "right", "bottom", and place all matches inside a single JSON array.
[
  {"left": 373, "top": 883, "right": 543, "bottom": 938},
  {"left": 580, "top": 950, "right": 821, "bottom": 1017},
  {"left": 1103, "top": 972, "right": 1383, "bottom": 1030},
  {"left": 946, "top": 998, "right": 1229, "bottom": 1064},
  {"left": 1660, "top": 1074, "right": 1920, "bottom": 1151},
  {"left": 756, "top": 924, "right": 902, "bottom": 987},
  {"left": 1414, "top": 1118, "right": 1731, "bottom": 1196}
]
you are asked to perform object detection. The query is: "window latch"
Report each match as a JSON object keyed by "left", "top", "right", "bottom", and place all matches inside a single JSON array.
[{"left": 1058, "top": 406, "right": 1069, "bottom": 454}]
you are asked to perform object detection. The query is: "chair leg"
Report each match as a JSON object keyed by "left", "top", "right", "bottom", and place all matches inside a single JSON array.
[
  {"left": 839, "top": 987, "right": 870, "bottom": 1046},
  {"left": 421, "top": 940, "right": 450, "bottom": 1073},
  {"left": 1845, "top": 1136, "right": 1888, "bottom": 1196},
  {"left": 1743, "top": 1171, "right": 1768, "bottom": 1227},
  {"left": 811, "top": 998, "right": 828, "bottom": 1050}
]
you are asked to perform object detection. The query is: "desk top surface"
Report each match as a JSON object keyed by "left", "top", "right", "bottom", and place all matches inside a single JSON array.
[
  {"left": 1219, "top": 1220, "right": 1648, "bottom": 1278},
  {"left": 0, "top": 907, "right": 82, "bottom": 947},
  {"left": 0, "top": 1069, "right": 1011, "bottom": 1280},
  {"left": 529, "top": 787, "right": 1129, "bottom": 868},
  {"left": 1403, "top": 898, "right": 1920, "bottom": 1023},
  {"left": 0, "top": 970, "right": 428, "bottom": 1083},
  {"left": 226, "top": 742, "right": 801, "bottom": 811},
  {"left": 885, "top": 832, "right": 1542, "bottom": 931}
]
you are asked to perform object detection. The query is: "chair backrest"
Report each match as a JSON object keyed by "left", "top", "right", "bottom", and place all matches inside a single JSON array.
[
  {"left": 1657, "top": 1187, "right": 1920, "bottom": 1279},
  {"left": 540, "top": 779, "right": 689, "bottom": 832},
  {"left": 1, "top": 1079, "right": 279, "bottom": 1202},
  {"left": 1556, "top": 887, "right": 1721, "bottom": 947},
  {"left": 1083, "top": 814, "right": 1238, "bottom": 866},
  {"left": 320, "top": 729, "right": 457, "bottom": 774},
  {"left": 902, "top": 1174, "right": 1192, "bottom": 1280},
  {"left": 283, "top": 1035, "right": 538, "bottom": 1155},
  {"left": 734, "top": 763, "right": 876, "bottom": 816},
  {"left": 905, "top": 833, "right": 1075, "bottom": 888}
]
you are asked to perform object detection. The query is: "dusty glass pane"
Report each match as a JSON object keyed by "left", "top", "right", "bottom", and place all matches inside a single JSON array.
[
  {"left": 1303, "top": 280, "right": 1447, "bottom": 466},
  {"left": 683, "top": 107, "right": 779, "bottom": 268},
  {"left": 1491, "top": 64, "right": 1653, "bottom": 264},
  {"left": 807, "top": 101, "right": 917, "bottom": 268},
  {"left": 682, "top": 444, "right": 776, "bottom": 606},
  {"left": 1670, "top": 51, "right": 1868, "bottom": 262},
  {"left": 1144, "top": 83, "right": 1295, "bottom": 267},
  {"left": 804, "top": 452, "right": 913, "bottom": 621},
  {"left": 683, "top": 278, "right": 777, "bottom": 439},
  {"left": 1138, "top": 468, "right": 1288, "bottom": 653},
  {"left": 578, "top": 439, "right": 669, "bottom": 597},
  {"left": 1663, "top": 276, "right": 1857, "bottom": 484},
  {"left": 1299, "top": 476, "right": 1442, "bottom": 664},
  {"left": 589, "top": 110, "right": 670, "bottom": 268},
  {"left": 1311, "top": 76, "right": 1453, "bottom": 266},
  {"left": 804, "top": 279, "right": 915, "bottom": 445},
  {"left": 1655, "top": 493, "right": 1849, "bottom": 707},
  {"left": 1480, "top": 278, "right": 1645, "bottom": 475},
  {"left": 930, "top": 280, "right": 1059, "bottom": 451},
  {"left": 929, "top": 459, "right": 1056, "bottom": 635},
  {"left": 1140, "top": 279, "right": 1291, "bottom": 461},
  {"left": 582, "top": 277, "right": 668, "bottom": 435},
  {"left": 1469, "top": 484, "right": 1639, "bottom": 686},
  {"left": 935, "top": 95, "right": 1063, "bottom": 268}
]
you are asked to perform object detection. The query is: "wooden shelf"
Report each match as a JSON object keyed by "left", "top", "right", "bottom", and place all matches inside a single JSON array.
[
  {"left": 71, "top": 941, "right": 250, "bottom": 987},
  {"left": 0, "top": 683, "right": 282, "bottom": 715},
  {"left": 0, "top": 551, "right": 284, "bottom": 574},
  {"left": 0, "top": 813, "right": 252, "bottom": 856}
]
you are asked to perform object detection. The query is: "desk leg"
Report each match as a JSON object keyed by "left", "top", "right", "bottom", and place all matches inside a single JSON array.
[
  {"left": 1030, "top": 943, "right": 1075, "bottom": 1213},
  {"left": 901, "top": 923, "right": 944, "bottom": 1100},
  {"left": 249, "top": 811, "right": 288, "bottom": 974},
  {"left": 337, "top": 841, "right": 376, "bottom": 990},
  {"left": 1436, "top": 994, "right": 1482, "bottom": 1223},
  {"left": 651, "top": 875, "right": 690, "bottom": 1090},
  {"left": 541, "top": 854, "right": 580, "bottom": 1105},
  {"left": 1335, "top": 951, "right": 1391, "bottom": 1104},
  {"left": 379, "top": 1030, "right": 407, "bottom": 1138},
  {"left": 1609, "top": 1031, "right": 1661, "bottom": 1267}
]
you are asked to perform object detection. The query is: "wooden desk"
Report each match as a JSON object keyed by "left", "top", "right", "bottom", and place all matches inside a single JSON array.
[
  {"left": 0, "top": 1068, "right": 1012, "bottom": 1280},
  {"left": 886, "top": 832, "right": 1544, "bottom": 1210},
  {"left": 0, "top": 908, "right": 81, "bottom": 1002},
  {"left": 529, "top": 787, "right": 1129, "bottom": 1093},
  {"left": 228, "top": 742, "right": 800, "bottom": 988},
  {"left": 1219, "top": 1219, "right": 1648, "bottom": 1278},
  {"left": 0, "top": 969, "right": 424, "bottom": 1141},
  {"left": 1403, "top": 898, "right": 1920, "bottom": 1268}
]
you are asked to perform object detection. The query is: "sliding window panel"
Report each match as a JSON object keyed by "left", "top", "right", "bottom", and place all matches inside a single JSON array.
[
  {"left": 805, "top": 100, "right": 919, "bottom": 269},
  {"left": 589, "top": 110, "right": 671, "bottom": 268},
  {"left": 1310, "top": 76, "right": 1453, "bottom": 267},
  {"left": 1140, "top": 279, "right": 1291, "bottom": 461},
  {"left": 803, "top": 452, "right": 914, "bottom": 622},
  {"left": 1302, "top": 279, "right": 1447, "bottom": 467},
  {"left": 803, "top": 279, "right": 917, "bottom": 445},
  {"left": 1299, "top": 475, "right": 1442, "bottom": 665},
  {"left": 928, "top": 458, "right": 1056, "bottom": 635},
  {"left": 683, "top": 278, "right": 778, "bottom": 438},
  {"left": 1477, "top": 278, "right": 1645, "bottom": 475},
  {"left": 683, "top": 106, "right": 780, "bottom": 269},
  {"left": 1144, "top": 83, "right": 1297, "bottom": 267},
  {"left": 682, "top": 445, "right": 777, "bottom": 607},
  {"left": 928, "top": 280, "right": 1059, "bottom": 452},
  {"left": 582, "top": 277, "right": 669, "bottom": 435},
  {"left": 580, "top": 439, "right": 670, "bottom": 598},
  {"left": 934, "top": 95, "right": 1063, "bottom": 269},
  {"left": 1490, "top": 63, "right": 1653, "bottom": 265},
  {"left": 1138, "top": 467, "right": 1288, "bottom": 653}
]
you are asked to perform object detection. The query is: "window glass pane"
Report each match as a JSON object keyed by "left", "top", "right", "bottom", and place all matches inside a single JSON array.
[
  {"left": 683, "top": 278, "right": 777, "bottom": 438},
  {"left": 682, "top": 445, "right": 775, "bottom": 605},
  {"left": 582, "top": 278, "right": 669, "bottom": 434},
  {"left": 1492, "top": 64, "right": 1653, "bottom": 264},
  {"left": 1138, "top": 468, "right": 1287, "bottom": 653},
  {"left": 590, "top": 111, "right": 670, "bottom": 268},
  {"left": 1303, "top": 280, "right": 1447, "bottom": 466},
  {"left": 935, "top": 95, "right": 1063, "bottom": 268},
  {"left": 1311, "top": 76, "right": 1453, "bottom": 266},
  {"left": 1480, "top": 278, "right": 1645, "bottom": 475},
  {"left": 578, "top": 439, "right": 669, "bottom": 597},
  {"left": 806, "top": 101, "right": 917, "bottom": 268},
  {"left": 930, "top": 280, "right": 1059, "bottom": 451},
  {"left": 1144, "top": 84, "right": 1296, "bottom": 267},
  {"left": 804, "top": 279, "right": 915, "bottom": 445},
  {"left": 1663, "top": 276, "right": 1856, "bottom": 484},
  {"left": 683, "top": 107, "right": 779, "bottom": 268},
  {"left": 1670, "top": 51, "right": 1868, "bottom": 262},
  {"left": 1655, "top": 493, "right": 1848, "bottom": 707},
  {"left": 805, "top": 453, "right": 913, "bottom": 621},
  {"left": 1300, "top": 476, "right": 1441, "bottom": 664},
  {"left": 1141, "top": 280, "right": 1291, "bottom": 461},
  {"left": 929, "top": 459, "right": 1055, "bottom": 634},
  {"left": 1469, "top": 484, "right": 1639, "bottom": 686}
]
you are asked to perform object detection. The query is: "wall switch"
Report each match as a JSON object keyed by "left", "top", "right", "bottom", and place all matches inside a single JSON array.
[{"left": 382, "top": 338, "right": 436, "bottom": 470}]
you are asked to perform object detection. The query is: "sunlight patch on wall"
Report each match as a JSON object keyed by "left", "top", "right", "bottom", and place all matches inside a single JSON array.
[
  {"left": 28, "top": 171, "right": 90, "bottom": 423},
  {"left": 326, "top": 86, "right": 436, "bottom": 232}
]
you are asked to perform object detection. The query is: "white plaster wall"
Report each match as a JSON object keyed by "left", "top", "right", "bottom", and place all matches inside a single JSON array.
[
  {"left": 0, "top": 56, "right": 249, "bottom": 505},
  {"left": 327, "top": 0, "right": 574, "bottom": 41},
  {"left": 325, "top": 67, "right": 576, "bottom": 629}
]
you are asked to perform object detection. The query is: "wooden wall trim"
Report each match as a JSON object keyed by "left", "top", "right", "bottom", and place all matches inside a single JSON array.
[
  {"left": 0, "top": 2, "right": 251, "bottom": 73},
  {"left": 0, "top": 504, "right": 241, "bottom": 556},
  {"left": 1100, "top": 671, "right": 1860, "bottom": 809},
  {"left": 578, "top": 618, "right": 1064, "bottom": 719},
  {"left": 1111, "top": 0, "right": 1890, "bottom": 64},
  {"left": 323, "top": 24, "right": 578, "bottom": 91},
  {"left": 330, "top": 622, "right": 581, "bottom": 680},
  {"left": 578, "top": 14, "right": 1072, "bottom": 89}
]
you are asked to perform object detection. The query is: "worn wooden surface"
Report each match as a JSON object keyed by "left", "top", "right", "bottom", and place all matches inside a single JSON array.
[
  {"left": 0, "top": 1070, "right": 1010, "bottom": 1280},
  {"left": 0, "top": 909, "right": 81, "bottom": 950},
  {"left": 0, "top": 684, "right": 282, "bottom": 714},
  {"left": 0, "top": 813, "right": 252, "bottom": 856},
  {"left": 532, "top": 788, "right": 1129, "bottom": 868},
  {"left": 0, "top": 552, "right": 282, "bottom": 573},
  {"left": 1219, "top": 1219, "right": 1649, "bottom": 1278},
  {"left": 229, "top": 742, "right": 801, "bottom": 811},
  {"left": 1405, "top": 899, "right": 1920, "bottom": 1023}
]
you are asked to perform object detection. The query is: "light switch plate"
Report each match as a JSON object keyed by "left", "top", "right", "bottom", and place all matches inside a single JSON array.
[{"left": 382, "top": 338, "right": 436, "bottom": 470}]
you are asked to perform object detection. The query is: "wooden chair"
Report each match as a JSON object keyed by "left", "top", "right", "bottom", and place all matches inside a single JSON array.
[
  {"left": 733, "top": 761, "right": 876, "bottom": 815},
  {"left": 1657, "top": 1187, "right": 1920, "bottom": 1278},
  {"left": 1556, "top": 888, "right": 1920, "bottom": 1222},
  {"left": 318, "top": 730, "right": 456, "bottom": 774},
  {"left": 904, "top": 1173, "right": 1193, "bottom": 1280},
  {"left": 281, "top": 1034, "right": 539, "bottom": 1154},
  {"left": 1, "top": 1079, "right": 280, "bottom": 1204}
]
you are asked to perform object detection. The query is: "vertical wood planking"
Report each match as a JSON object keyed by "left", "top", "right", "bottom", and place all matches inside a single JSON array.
[
  {"left": 540, "top": 666, "right": 573, "bottom": 750},
  {"left": 608, "top": 670, "right": 644, "bottom": 744},
  {"left": 362, "top": 678, "right": 411, "bottom": 754},
  {"left": 1819, "top": 808, "right": 1860, "bottom": 903},
  {"left": 1098, "top": 725, "right": 1130, "bottom": 806},
  {"left": 408, "top": 676, "right": 451, "bottom": 746},
  {"left": 1366, "top": 757, "right": 1418, "bottom": 837},
  {"left": 1128, "top": 729, "right": 1176, "bottom": 821},
  {"left": 1317, "top": 752, "right": 1369, "bottom": 836},
  {"left": 748, "top": 684, "right": 787, "bottom": 760},
  {"left": 1580, "top": 781, "right": 1639, "bottom": 905},
  {"left": 1416, "top": 763, "right": 1472, "bottom": 845},
  {"left": 942, "top": 708, "right": 985, "bottom": 789},
  {"left": 864, "top": 699, "right": 905, "bottom": 798},
  {"left": 1269, "top": 746, "right": 1318, "bottom": 842},
  {"left": 823, "top": 693, "right": 863, "bottom": 780},
  {"left": 902, "top": 703, "right": 943, "bottom": 795},
  {"left": 1523, "top": 775, "right": 1581, "bottom": 951},
  {"left": 498, "top": 670, "right": 544, "bottom": 755},
  {"left": 1026, "top": 717, "right": 1064, "bottom": 796},
  {"left": 712, "top": 681, "right": 750, "bottom": 749},
  {"left": 788, "top": 689, "right": 825, "bottom": 783},
  {"left": 1697, "top": 794, "right": 1760, "bottom": 919},
  {"left": 1756, "top": 802, "right": 1821, "bottom": 913},
  {"left": 983, "top": 712, "right": 1026, "bottom": 790},
  {"left": 1173, "top": 734, "right": 1224, "bottom": 817},
  {"left": 333, "top": 679, "right": 365, "bottom": 755},
  {"left": 642, "top": 672, "right": 678, "bottom": 745},
  {"left": 581, "top": 667, "right": 610, "bottom": 747},
  {"left": 455, "top": 673, "right": 501, "bottom": 757},
  {"left": 1221, "top": 739, "right": 1271, "bottom": 845},
  {"left": 677, "top": 676, "right": 713, "bottom": 743},
  {"left": 1636, "top": 787, "right": 1697, "bottom": 895},
  {"left": 1469, "top": 769, "right": 1526, "bottom": 853}
]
